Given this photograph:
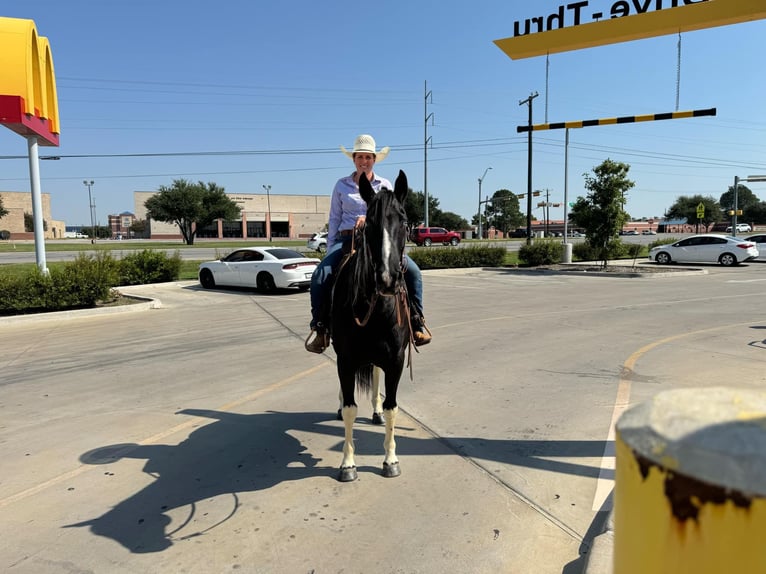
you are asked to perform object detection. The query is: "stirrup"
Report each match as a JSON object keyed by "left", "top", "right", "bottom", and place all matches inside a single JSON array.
[
  {"left": 305, "top": 327, "right": 329, "bottom": 354},
  {"left": 411, "top": 316, "right": 432, "bottom": 347}
]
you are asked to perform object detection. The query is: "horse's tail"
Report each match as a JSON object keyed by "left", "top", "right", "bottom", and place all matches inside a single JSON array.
[{"left": 355, "top": 364, "right": 374, "bottom": 396}]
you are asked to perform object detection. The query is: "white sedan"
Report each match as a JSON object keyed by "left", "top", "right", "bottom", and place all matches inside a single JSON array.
[
  {"left": 744, "top": 234, "right": 766, "bottom": 261},
  {"left": 199, "top": 247, "right": 318, "bottom": 292},
  {"left": 648, "top": 234, "right": 759, "bottom": 266}
]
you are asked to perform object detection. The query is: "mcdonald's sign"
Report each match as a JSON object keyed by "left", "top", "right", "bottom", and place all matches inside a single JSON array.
[{"left": 0, "top": 17, "right": 60, "bottom": 146}]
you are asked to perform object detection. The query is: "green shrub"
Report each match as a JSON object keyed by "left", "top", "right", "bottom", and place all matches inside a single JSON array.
[
  {"left": 119, "top": 249, "right": 182, "bottom": 285},
  {"left": 518, "top": 239, "right": 564, "bottom": 266},
  {"left": 0, "top": 250, "right": 182, "bottom": 316},
  {"left": 408, "top": 245, "right": 506, "bottom": 269}
]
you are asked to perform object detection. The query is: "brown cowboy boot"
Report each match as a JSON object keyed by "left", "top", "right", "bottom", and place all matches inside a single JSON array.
[
  {"left": 411, "top": 315, "right": 432, "bottom": 347},
  {"left": 305, "top": 324, "right": 330, "bottom": 354}
]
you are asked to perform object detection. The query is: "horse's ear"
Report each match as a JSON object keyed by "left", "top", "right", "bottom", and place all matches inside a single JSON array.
[
  {"left": 358, "top": 172, "right": 375, "bottom": 204},
  {"left": 394, "top": 170, "right": 408, "bottom": 204}
]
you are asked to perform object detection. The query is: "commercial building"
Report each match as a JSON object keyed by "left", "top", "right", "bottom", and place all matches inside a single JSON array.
[
  {"left": 0, "top": 191, "right": 65, "bottom": 239},
  {"left": 133, "top": 190, "right": 330, "bottom": 240}
]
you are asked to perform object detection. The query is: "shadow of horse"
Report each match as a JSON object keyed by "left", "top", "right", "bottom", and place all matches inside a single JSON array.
[{"left": 64, "top": 406, "right": 614, "bottom": 556}]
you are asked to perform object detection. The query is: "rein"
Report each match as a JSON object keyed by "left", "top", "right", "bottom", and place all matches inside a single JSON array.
[{"left": 343, "top": 224, "right": 416, "bottom": 378}]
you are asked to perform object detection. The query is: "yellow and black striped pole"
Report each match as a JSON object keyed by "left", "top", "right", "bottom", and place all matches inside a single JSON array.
[
  {"left": 517, "top": 107, "right": 716, "bottom": 133},
  {"left": 614, "top": 387, "right": 766, "bottom": 573}
]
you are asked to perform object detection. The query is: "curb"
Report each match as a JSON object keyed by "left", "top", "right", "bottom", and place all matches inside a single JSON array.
[
  {"left": 583, "top": 511, "right": 615, "bottom": 574},
  {"left": 0, "top": 292, "right": 161, "bottom": 326}
]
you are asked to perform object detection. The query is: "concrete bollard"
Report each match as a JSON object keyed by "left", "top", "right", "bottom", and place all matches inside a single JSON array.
[{"left": 614, "top": 387, "right": 766, "bottom": 574}]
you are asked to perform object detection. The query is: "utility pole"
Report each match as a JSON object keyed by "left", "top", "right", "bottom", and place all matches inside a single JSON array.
[
  {"left": 262, "top": 184, "right": 272, "bottom": 241},
  {"left": 424, "top": 81, "right": 433, "bottom": 227},
  {"left": 519, "top": 92, "right": 539, "bottom": 244}
]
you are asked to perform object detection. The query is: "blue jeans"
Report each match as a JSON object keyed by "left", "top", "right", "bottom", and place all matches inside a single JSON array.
[{"left": 309, "top": 237, "right": 424, "bottom": 328}]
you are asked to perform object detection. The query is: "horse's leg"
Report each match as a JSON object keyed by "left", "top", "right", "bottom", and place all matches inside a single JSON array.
[
  {"left": 336, "top": 389, "right": 343, "bottom": 421},
  {"left": 338, "top": 363, "right": 358, "bottom": 482},
  {"left": 381, "top": 368, "right": 402, "bottom": 478},
  {"left": 371, "top": 366, "right": 383, "bottom": 425}
]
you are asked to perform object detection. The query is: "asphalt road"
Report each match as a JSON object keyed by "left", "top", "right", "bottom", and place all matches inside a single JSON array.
[{"left": 2, "top": 261, "right": 765, "bottom": 573}]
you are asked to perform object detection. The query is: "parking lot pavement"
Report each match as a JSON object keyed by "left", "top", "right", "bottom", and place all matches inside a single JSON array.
[{"left": 3, "top": 265, "right": 766, "bottom": 573}]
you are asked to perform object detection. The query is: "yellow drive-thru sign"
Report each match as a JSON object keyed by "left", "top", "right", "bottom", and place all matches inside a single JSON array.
[{"left": 495, "top": 0, "right": 766, "bottom": 60}]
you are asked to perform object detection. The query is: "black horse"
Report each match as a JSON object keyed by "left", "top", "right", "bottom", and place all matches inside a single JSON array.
[{"left": 330, "top": 170, "right": 410, "bottom": 482}]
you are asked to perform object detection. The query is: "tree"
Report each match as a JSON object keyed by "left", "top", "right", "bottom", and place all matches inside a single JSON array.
[
  {"left": 23, "top": 212, "right": 48, "bottom": 232},
  {"left": 720, "top": 184, "right": 760, "bottom": 224},
  {"left": 569, "top": 159, "right": 634, "bottom": 268},
  {"left": 145, "top": 179, "right": 241, "bottom": 245},
  {"left": 664, "top": 195, "right": 721, "bottom": 229},
  {"left": 130, "top": 219, "right": 148, "bottom": 238},
  {"left": 433, "top": 211, "right": 469, "bottom": 231},
  {"left": 404, "top": 189, "right": 440, "bottom": 228},
  {"left": 484, "top": 189, "right": 524, "bottom": 235},
  {"left": 0, "top": 196, "right": 8, "bottom": 220}
]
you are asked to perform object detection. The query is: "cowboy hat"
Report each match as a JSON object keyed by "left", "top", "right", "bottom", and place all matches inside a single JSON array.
[{"left": 340, "top": 134, "right": 390, "bottom": 162}]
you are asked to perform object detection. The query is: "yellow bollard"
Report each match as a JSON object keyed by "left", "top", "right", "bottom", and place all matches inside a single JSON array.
[{"left": 614, "top": 387, "right": 766, "bottom": 574}]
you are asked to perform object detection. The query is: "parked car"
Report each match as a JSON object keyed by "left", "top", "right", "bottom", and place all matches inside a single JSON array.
[
  {"left": 410, "top": 227, "right": 461, "bottom": 247},
  {"left": 648, "top": 234, "right": 758, "bottom": 266},
  {"left": 641, "top": 230, "right": 657, "bottom": 235},
  {"left": 744, "top": 234, "right": 766, "bottom": 260},
  {"left": 726, "top": 223, "right": 752, "bottom": 233},
  {"left": 620, "top": 230, "right": 639, "bottom": 236},
  {"left": 307, "top": 232, "right": 328, "bottom": 253},
  {"left": 199, "top": 247, "right": 318, "bottom": 292}
]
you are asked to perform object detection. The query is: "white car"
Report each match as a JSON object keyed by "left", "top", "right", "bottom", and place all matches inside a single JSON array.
[
  {"left": 648, "top": 234, "right": 759, "bottom": 266},
  {"left": 199, "top": 247, "right": 318, "bottom": 292},
  {"left": 726, "top": 223, "right": 752, "bottom": 233},
  {"left": 307, "top": 232, "right": 328, "bottom": 253},
  {"left": 744, "top": 234, "right": 766, "bottom": 261}
]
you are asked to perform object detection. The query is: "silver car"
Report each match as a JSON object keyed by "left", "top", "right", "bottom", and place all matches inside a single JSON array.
[
  {"left": 307, "top": 232, "right": 328, "bottom": 253},
  {"left": 648, "top": 234, "right": 759, "bottom": 266}
]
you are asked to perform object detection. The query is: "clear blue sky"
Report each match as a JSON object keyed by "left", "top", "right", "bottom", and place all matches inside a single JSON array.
[{"left": 2, "top": 0, "right": 765, "bottom": 228}]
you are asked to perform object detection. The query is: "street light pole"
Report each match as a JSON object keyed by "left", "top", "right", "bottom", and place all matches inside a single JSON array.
[
  {"left": 262, "top": 184, "right": 272, "bottom": 241},
  {"left": 82, "top": 180, "right": 96, "bottom": 243},
  {"left": 478, "top": 167, "right": 492, "bottom": 240}
]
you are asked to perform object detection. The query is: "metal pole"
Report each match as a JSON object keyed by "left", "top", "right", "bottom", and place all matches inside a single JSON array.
[
  {"left": 478, "top": 167, "right": 491, "bottom": 240},
  {"left": 28, "top": 136, "right": 47, "bottom": 273},
  {"left": 424, "top": 81, "right": 433, "bottom": 227},
  {"left": 83, "top": 180, "right": 96, "bottom": 243},
  {"left": 519, "top": 92, "right": 538, "bottom": 244},
  {"left": 732, "top": 176, "right": 739, "bottom": 237},
  {"left": 263, "top": 184, "right": 272, "bottom": 241},
  {"left": 562, "top": 128, "right": 572, "bottom": 263}
]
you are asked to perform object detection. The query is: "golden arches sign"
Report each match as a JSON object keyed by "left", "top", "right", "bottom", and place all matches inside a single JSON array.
[{"left": 0, "top": 17, "right": 60, "bottom": 146}]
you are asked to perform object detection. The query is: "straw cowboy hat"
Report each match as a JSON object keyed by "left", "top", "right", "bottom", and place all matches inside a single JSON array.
[{"left": 340, "top": 134, "right": 390, "bottom": 162}]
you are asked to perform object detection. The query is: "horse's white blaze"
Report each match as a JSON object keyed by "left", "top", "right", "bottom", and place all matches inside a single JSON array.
[
  {"left": 381, "top": 227, "right": 392, "bottom": 285},
  {"left": 383, "top": 407, "right": 399, "bottom": 465},
  {"left": 341, "top": 405, "right": 358, "bottom": 469}
]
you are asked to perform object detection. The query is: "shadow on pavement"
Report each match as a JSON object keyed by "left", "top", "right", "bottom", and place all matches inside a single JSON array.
[{"left": 67, "top": 408, "right": 612, "bottom": 555}]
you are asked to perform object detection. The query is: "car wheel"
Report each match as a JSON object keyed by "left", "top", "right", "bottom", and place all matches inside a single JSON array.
[
  {"left": 655, "top": 252, "right": 672, "bottom": 265},
  {"left": 318, "top": 243, "right": 327, "bottom": 253},
  {"left": 450, "top": 237, "right": 459, "bottom": 246},
  {"left": 199, "top": 268, "right": 216, "bottom": 289},
  {"left": 256, "top": 272, "right": 277, "bottom": 292},
  {"left": 424, "top": 238, "right": 432, "bottom": 247},
  {"left": 719, "top": 253, "right": 737, "bottom": 266}
]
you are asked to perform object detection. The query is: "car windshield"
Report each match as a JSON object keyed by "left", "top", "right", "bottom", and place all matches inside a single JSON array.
[{"left": 266, "top": 248, "right": 306, "bottom": 260}]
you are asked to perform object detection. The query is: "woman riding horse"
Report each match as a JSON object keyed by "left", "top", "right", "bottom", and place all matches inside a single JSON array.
[{"left": 305, "top": 134, "right": 431, "bottom": 353}]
